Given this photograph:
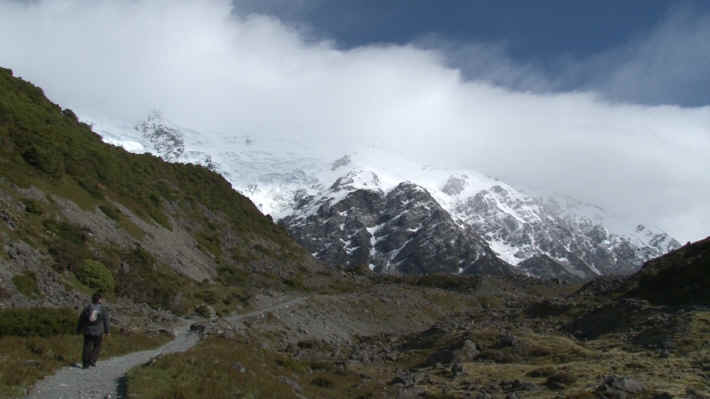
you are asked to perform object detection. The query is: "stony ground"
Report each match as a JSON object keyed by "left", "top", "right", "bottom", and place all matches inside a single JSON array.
[
  {"left": 138, "top": 276, "right": 710, "bottom": 399},
  {"left": 27, "top": 322, "right": 198, "bottom": 399},
  {"left": 19, "top": 274, "right": 710, "bottom": 398},
  {"left": 26, "top": 296, "right": 309, "bottom": 399}
]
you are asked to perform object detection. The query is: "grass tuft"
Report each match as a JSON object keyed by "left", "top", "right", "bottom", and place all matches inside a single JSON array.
[{"left": 11, "top": 272, "right": 39, "bottom": 298}]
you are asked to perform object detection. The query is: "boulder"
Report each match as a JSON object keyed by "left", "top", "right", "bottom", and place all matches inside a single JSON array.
[
  {"left": 595, "top": 376, "right": 646, "bottom": 398},
  {"left": 454, "top": 339, "right": 480, "bottom": 361},
  {"left": 425, "top": 349, "right": 456, "bottom": 366}
]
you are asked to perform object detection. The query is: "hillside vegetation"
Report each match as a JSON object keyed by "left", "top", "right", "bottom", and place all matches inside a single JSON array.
[
  {"left": 0, "top": 66, "right": 330, "bottom": 313},
  {"left": 2, "top": 67, "right": 708, "bottom": 398},
  {"left": 0, "top": 66, "right": 342, "bottom": 395},
  {"left": 628, "top": 236, "right": 710, "bottom": 306}
]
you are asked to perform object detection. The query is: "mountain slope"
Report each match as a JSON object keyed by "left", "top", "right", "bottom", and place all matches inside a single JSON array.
[
  {"left": 85, "top": 112, "right": 680, "bottom": 280},
  {"left": 281, "top": 179, "right": 513, "bottom": 275},
  {"left": 627, "top": 235, "right": 710, "bottom": 306},
  {"left": 0, "top": 67, "right": 322, "bottom": 314}
]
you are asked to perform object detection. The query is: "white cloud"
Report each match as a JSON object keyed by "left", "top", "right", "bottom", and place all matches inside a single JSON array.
[
  {"left": 591, "top": 7, "right": 710, "bottom": 106},
  {"left": 0, "top": 0, "right": 708, "bottom": 241}
]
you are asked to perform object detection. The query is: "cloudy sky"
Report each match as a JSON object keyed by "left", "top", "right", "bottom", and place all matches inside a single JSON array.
[{"left": 0, "top": 0, "right": 708, "bottom": 242}]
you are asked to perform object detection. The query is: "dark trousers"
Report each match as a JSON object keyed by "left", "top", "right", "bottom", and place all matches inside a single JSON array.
[{"left": 82, "top": 334, "right": 103, "bottom": 367}]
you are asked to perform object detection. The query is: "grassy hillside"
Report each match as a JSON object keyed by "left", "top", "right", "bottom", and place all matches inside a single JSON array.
[
  {"left": 628, "top": 236, "right": 710, "bottom": 306},
  {"left": 0, "top": 66, "right": 344, "bottom": 396},
  {"left": 0, "top": 66, "right": 325, "bottom": 314}
]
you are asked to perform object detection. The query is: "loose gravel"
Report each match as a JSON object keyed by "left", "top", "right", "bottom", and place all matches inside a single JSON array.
[{"left": 26, "top": 297, "right": 308, "bottom": 399}]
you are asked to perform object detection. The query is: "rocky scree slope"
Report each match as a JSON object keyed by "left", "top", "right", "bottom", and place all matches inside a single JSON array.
[
  {"left": 0, "top": 67, "right": 323, "bottom": 316},
  {"left": 87, "top": 108, "right": 680, "bottom": 281}
]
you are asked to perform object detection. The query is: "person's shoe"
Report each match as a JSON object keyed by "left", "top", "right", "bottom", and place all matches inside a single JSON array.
[
  {"left": 82, "top": 364, "right": 90, "bottom": 369},
  {"left": 90, "top": 362, "right": 97, "bottom": 367}
]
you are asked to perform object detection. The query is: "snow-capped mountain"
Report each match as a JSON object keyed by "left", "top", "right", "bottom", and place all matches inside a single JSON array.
[{"left": 89, "top": 112, "right": 680, "bottom": 280}]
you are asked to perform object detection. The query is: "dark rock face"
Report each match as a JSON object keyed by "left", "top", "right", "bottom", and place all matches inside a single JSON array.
[
  {"left": 281, "top": 181, "right": 513, "bottom": 276},
  {"left": 455, "top": 187, "right": 680, "bottom": 279},
  {"left": 135, "top": 112, "right": 185, "bottom": 162},
  {"left": 129, "top": 116, "right": 681, "bottom": 282}
]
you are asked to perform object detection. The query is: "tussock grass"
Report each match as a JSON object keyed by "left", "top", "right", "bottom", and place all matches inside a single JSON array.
[
  {"left": 126, "top": 337, "right": 383, "bottom": 399},
  {"left": 11, "top": 272, "right": 38, "bottom": 298},
  {"left": 0, "top": 308, "right": 76, "bottom": 337},
  {"left": 0, "top": 331, "right": 169, "bottom": 398}
]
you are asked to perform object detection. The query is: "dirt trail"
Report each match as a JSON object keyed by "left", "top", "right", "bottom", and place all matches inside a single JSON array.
[
  {"left": 26, "top": 297, "right": 308, "bottom": 399},
  {"left": 224, "top": 296, "right": 308, "bottom": 326}
]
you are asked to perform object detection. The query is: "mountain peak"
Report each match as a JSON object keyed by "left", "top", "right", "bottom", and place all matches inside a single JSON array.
[{"left": 89, "top": 112, "right": 681, "bottom": 280}]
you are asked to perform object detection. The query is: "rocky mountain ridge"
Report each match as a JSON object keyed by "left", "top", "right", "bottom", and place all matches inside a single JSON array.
[{"left": 88, "top": 112, "right": 681, "bottom": 280}]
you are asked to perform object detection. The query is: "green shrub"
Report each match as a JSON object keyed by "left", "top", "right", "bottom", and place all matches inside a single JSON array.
[
  {"left": 43, "top": 219, "right": 91, "bottom": 271},
  {"left": 98, "top": 203, "right": 121, "bottom": 221},
  {"left": 0, "top": 308, "right": 76, "bottom": 337},
  {"left": 12, "top": 272, "right": 39, "bottom": 298},
  {"left": 114, "top": 247, "right": 194, "bottom": 314},
  {"left": 216, "top": 264, "right": 249, "bottom": 285},
  {"left": 196, "top": 231, "right": 221, "bottom": 259},
  {"left": 74, "top": 259, "right": 115, "bottom": 293},
  {"left": 310, "top": 376, "right": 333, "bottom": 388},
  {"left": 21, "top": 198, "right": 44, "bottom": 215},
  {"left": 195, "top": 289, "right": 218, "bottom": 305}
]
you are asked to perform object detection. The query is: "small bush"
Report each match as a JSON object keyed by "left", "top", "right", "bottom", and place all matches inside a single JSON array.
[
  {"left": 545, "top": 371, "right": 578, "bottom": 390},
  {"left": 0, "top": 308, "right": 76, "bottom": 337},
  {"left": 98, "top": 203, "right": 121, "bottom": 221},
  {"left": 12, "top": 272, "right": 39, "bottom": 298},
  {"left": 43, "top": 219, "right": 91, "bottom": 271},
  {"left": 74, "top": 259, "right": 115, "bottom": 293},
  {"left": 311, "top": 376, "right": 333, "bottom": 388},
  {"left": 195, "top": 289, "right": 218, "bottom": 305},
  {"left": 527, "top": 366, "right": 557, "bottom": 378},
  {"left": 22, "top": 198, "right": 44, "bottom": 215},
  {"left": 217, "top": 265, "right": 249, "bottom": 285}
]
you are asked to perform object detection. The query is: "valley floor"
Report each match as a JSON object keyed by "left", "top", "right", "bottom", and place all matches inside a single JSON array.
[{"left": 123, "top": 277, "right": 709, "bottom": 398}]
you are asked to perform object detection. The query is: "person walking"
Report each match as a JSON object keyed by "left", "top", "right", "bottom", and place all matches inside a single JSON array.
[{"left": 76, "top": 291, "right": 110, "bottom": 369}]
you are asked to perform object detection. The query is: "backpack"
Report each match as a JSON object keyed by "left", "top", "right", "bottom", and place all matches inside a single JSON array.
[{"left": 87, "top": 304, "right": 101, "bottom": 324}]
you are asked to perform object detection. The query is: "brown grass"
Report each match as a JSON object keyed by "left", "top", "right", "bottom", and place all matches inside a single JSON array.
[
  {"left": 0, "top": 332, "right": 170, "bottom": 398},
  {"left": 125, "top": 337, "right": 389, "bottom": 399}
]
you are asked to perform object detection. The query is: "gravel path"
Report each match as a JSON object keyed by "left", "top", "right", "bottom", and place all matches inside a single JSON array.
[
  {"left": 223, "top": 296, "right": 307, "bottom": 327},
  {"left": 26, "top": 296, "right": 308, "bottom": 399}
]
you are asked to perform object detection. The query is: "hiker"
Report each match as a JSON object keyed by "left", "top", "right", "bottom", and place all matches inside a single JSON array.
[{"left": 77, "top": 291, "right": 110, "bottom": 369}]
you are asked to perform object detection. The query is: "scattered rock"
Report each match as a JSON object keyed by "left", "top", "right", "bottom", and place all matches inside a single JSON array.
[
  {"left": 195, "top": 304, "right": 216, "bottom": 320},
  {"left": 425, "top": 349, "right": 456, "bottom": 366},
  {"left": 595, "top": 376, "right": 646, "bottom": 398},
  {"left": 232, "top": 362, "right": 247, "bottom": 373},
  {"left": 189, "top": 323, "right": 206, "bottom": 334},
  {"left": 279, "top": 376, "right": 302, "bottom": 393},
  {"left": 498, "top": 334, "right": 518, "bottom": 348},
  {"left": 501, "top": 379, "right": 537, "bottom": 393},
  {"left": 450, "top": 362, "right": 464, "bottom": 378},
  {"left": 687, "top": 388, "right": 709, "bottom": 399},
  {"left": 390, "top": 370, "right": 419, "bottom": 387},
  {"left": 455, "top": 339, "right": 480, "bottom": 361},
  {"left": 545, "top": 372, "right": 577, "bottom": 390}
]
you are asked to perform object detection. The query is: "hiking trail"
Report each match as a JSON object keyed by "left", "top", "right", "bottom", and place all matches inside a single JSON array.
[{"left": 26, "top": 296, "right": 307, "bottom": 399}]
